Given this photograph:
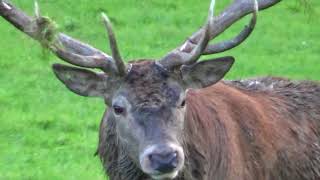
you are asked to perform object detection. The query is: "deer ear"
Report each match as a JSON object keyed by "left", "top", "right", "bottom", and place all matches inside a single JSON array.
[
  {"left": 52, "top": 64, "right": 119, "bottom": 103},
  {"left": 180, "top": 56, "right": 234, "bottom": 89}
]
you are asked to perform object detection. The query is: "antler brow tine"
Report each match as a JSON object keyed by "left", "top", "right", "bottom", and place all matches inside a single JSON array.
[
  {"left": 101, "top": 12, "right": 126, "bottom": 76},
  {"left": 157, "top": 0, "right": 216, "bottom": 69},
  {"left": 183, "top": 0, "right": 215, "bottom": 65}
]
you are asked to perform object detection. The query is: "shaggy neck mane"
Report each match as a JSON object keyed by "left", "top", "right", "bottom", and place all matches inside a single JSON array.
[
  {"left": 182, "top": 84, "right": 231, "bottom": 179},
  {"left": 182, "top": 81, "right": 274, "bottom": 179},
  {"left": 182, "top": 78, "right": 320, "bottom": 180}
]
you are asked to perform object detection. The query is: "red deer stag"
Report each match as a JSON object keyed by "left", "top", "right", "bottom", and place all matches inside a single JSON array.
[{"left": 1, "top": 0, "right": 319, "bottom": 179}]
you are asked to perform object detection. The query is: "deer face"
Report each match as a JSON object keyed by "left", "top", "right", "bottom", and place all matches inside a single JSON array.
[
  {"left": 52, "top": 57, "right": 233, "bottom": 179},
  {"left": 112, "top": 61, "right": 186, "bottom": 179}
]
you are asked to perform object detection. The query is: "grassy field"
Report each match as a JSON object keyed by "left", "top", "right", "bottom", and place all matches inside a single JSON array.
[{"left": 0, "top": 0, "right": 319, "bottom": 179}]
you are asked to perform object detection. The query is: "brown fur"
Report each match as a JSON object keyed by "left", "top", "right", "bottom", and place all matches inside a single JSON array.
[{"left": 98, "top": 77, "right": 320, "bottom": 180}]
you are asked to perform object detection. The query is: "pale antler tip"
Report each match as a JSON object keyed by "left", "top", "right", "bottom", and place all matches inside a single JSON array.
[
  {"left": 101, "top": 12, "right": 114, "bottom": 36},
  {"left": 101, "top": 12, "right": 111, "bottom": 24},
  {"left": 2, "top": 1, "right": 12, "bottom": 10},
  {"left": 208, "top": 0, "right": 215, "bottom": 18},
  {"left": 253, "top": 0, "right": 259, "bottom": 12},
  {"left": 34, "top": 0, "right": 40, "bottom": 18}
]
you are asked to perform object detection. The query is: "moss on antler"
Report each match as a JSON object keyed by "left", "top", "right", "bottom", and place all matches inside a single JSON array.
[{"left": 33, "top": 16, "right": 59, "bottom": 48}]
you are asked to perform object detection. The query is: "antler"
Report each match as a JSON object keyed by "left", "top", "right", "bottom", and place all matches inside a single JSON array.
[
  {"left": 158, "top": 0, "right": 280, "bottom": 70},
  {"left": 1, "top": 0, "right": 282, "bottom": 73},
  {"left": 0, "top": 0, "right": 125, "bottom": 75}
]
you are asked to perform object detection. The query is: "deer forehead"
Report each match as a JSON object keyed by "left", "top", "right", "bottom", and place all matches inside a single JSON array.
[{"left": 119, "top": 60, "right": 182, "bottom": 108}]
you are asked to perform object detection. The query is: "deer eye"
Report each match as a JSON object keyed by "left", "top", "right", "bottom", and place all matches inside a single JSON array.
[
  {"left": 113, "top": 105, "right": 125, "bottom": 115},
  {"left": 179, "top": 99, "right": 186, "bottom": 108}
]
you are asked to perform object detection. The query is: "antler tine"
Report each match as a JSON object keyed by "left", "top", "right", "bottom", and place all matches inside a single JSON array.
[
  {"left": 157, "top": 0, "right": 216, "bottom": 69},
  {"left": 183, "top": 0, "right": 215, "bottom": 65},
  {"left": 34, "top": 0, "right": 40, "bottom": 18},
  {"left": 204, "top": 0, "right": 258, "bottom": 54},
  {"left": 101, "top": 13, "right": 126, "bottom": 76},
  {"left": 0, "top": 0, "right": 118, "bottom": 75}
]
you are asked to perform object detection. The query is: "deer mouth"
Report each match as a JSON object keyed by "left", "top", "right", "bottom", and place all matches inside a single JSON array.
[{"left": 149, "top": 170, "right": 179, "bottom": 180}]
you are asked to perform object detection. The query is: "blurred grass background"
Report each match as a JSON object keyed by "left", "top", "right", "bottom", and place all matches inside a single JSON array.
[{"left": 0, "top": 0, "right": 319, "bottom": 179}]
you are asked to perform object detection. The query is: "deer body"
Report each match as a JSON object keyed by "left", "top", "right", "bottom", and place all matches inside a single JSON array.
[
  {"left": 1, "top": 0, "right": 319, "bottom": 179},
  {"left": 98, "top": 76, "right": 320, "bottom": 180}
]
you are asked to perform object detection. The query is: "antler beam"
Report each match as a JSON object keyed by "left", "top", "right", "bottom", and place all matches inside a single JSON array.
[{"left": 0, "top": 0, "right": 121, "bottom": 75}]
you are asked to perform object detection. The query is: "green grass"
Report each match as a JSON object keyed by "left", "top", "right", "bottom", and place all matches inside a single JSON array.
[{"left": 0, "top": 0, "right": 319, "bottom": 179}]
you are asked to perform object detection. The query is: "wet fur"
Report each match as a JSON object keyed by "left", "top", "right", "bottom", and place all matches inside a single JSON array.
[{"left": 97, "top": 76, "right": 320, "bottom": 180}]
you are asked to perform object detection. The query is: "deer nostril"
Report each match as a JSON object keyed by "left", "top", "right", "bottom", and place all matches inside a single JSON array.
[
  {"left": 149, "top": 152, "right": 177, "bottom": 163},
  {"left": 149, "top": 151, "right": 178, "bottom": 173}
]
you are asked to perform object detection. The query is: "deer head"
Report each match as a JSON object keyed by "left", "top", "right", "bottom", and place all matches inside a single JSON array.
[{"left": 0, "top": 0, "right": 279, "bottom": 179}]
